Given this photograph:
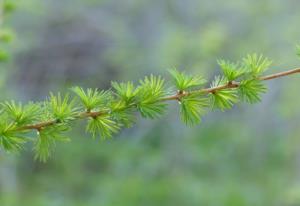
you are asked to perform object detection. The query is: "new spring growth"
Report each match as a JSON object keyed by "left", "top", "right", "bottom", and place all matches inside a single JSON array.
[{"left": 0, "top": 52, "right": 300, "bottom": 161}]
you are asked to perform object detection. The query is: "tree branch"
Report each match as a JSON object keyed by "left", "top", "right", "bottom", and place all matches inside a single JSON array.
[
  {"left": 161, "top": 67, "right": 300, "bottom": 101},
  {"left": 12, "top": 67, "right": 300, "bottom": 132},
  {"left": 259, "top": 67, "right": 300, "bottom": 80}
]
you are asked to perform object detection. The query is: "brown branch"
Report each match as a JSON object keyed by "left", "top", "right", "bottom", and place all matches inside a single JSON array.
[
  {"left": 17, "top": 120, "right": 57, "bottom": 131},
  {"left": 15, "top": 111, "right": 106, "bottom": 131},
  {"left": 161, "top": 67, "right": 300, "bottom": 101},
  {"left": 259, "top": 67, "right": 300, "bottom": 80},
  {"left": 13, "top": 67, "right": 300, "bottom": 132}
]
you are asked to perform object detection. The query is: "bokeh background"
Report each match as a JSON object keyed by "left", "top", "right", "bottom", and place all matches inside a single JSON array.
[{"left": 1, "top": 0, "right": 300, "bottom": 205}]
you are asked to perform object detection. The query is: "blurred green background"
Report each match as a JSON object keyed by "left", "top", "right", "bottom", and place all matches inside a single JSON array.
[{"left": 1, "top": 0, "right": 300, "bottom": 205}]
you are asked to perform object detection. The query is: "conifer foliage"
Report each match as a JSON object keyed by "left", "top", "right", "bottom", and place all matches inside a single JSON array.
[{"left": 0, "top": 51, "right": 300, "bottom": 161}]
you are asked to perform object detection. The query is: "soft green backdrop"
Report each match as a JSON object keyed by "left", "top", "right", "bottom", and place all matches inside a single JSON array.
[{"left": 1, "top": 0, "right": 300, "bottom": 205}]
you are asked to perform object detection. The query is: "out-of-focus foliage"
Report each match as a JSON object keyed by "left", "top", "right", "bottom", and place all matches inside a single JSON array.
[
  {"left": 297, "top": 45, "right": 300, "bottom": 58},
  {"left": 0, "top": 0, "right": 300, "bottom": 206},
  {"left": 0, "top": 0, "right": 15, "bottom": 62}
]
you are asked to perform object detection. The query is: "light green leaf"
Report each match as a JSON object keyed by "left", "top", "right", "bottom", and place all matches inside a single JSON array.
[
  {"left": 217, "top": 59, "right": 245, "bottom": 81},
  {"left": 210, "top": 76, "right": 239, "bottom": 110},
  {"left": 48, "top": 92, "right": 78, "bottom": 122},
  {"left": 71, "top": 86, "right": 111, "bottom": 111},
  {"left": 86, "top": 116, "right": 120, "bottom": 140},
  {"left": 1, "top": 101, "right": 41, "bottom": 125},
  {"left": 239, "top": 79, "right": 267, "bottom": 103},
  {"left": 34, "top": 124, "right": 70, "bottom": 162},
  {"left": 136, "top": 75, "right": 167, "bottom": 118},
  {"left": 111, "top": 81, "right": 138, "bottom": 103},
  {"left": 169, "top": 69, "right": 206, "bottom": 91},
  {"left": 110, "top": 101, "right": 136, "bottom": 128},
  {"left": 0, "top": 121, "right": 27, "bottom": 151},
  {"left": 243, "top": 53, "right": 272, "bottom": 76},
  {"left": 179, "top": 93, "right": 209, "bottom": 126}
]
